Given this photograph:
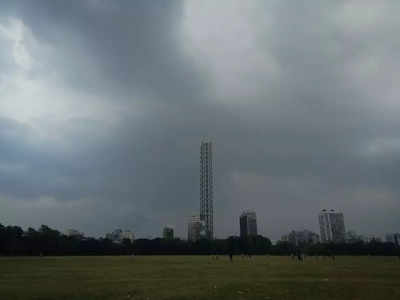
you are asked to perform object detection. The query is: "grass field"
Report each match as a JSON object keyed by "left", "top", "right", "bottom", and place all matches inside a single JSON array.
[{"left": 0, "top": 255, "right": 399, "bottom": 300}]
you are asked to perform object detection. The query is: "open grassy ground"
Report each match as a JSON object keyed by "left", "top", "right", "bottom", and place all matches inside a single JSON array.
[{"left": 0, "top": 255, "right": 399, "bottom": 300}]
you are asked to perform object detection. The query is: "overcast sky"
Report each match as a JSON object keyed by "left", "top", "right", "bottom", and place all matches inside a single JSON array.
[{"left": 1, "top": 0, "right": 399, "bottom": 240}]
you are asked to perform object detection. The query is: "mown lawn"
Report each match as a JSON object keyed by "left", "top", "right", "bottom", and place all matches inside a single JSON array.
[{"left": 0, "top": 255, "right": 399, "bottom": 300}]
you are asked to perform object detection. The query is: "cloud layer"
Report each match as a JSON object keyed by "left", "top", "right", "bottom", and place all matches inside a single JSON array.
[{"left": 1, "top": 0, "right": 399, "bottom": 239}]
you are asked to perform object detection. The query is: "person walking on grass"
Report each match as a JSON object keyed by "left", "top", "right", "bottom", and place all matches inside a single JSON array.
[{"left": 297, "top": 249, "right": 303, "bottom": 262}]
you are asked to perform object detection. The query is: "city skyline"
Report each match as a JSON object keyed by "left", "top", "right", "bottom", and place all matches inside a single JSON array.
[{"left": 1, "top": 1, "right": 399, "bottom": 240}]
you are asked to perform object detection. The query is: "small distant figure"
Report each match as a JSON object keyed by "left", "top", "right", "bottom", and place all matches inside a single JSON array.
[
  {"left": 297, "top": 250, "right": 303, "bottom": 262},
  {"left": 229, "top": 252, "right": 233, "bottom": 262}
]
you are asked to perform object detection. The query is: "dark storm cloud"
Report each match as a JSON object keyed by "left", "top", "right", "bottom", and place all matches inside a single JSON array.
[
  {"left": 6, "top": 0, "right": 209, "bottom": 104},
  {"left": 0, "top": 0, "right": 399, "bottom": 239}
]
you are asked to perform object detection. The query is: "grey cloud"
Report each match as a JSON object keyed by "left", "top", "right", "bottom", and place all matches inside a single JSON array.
[
  {"left": 0, "top": 1, "right": 399, "bottom": 239},
  {"left": 7, "top": 0, "right": 209, "bottom": 105}
]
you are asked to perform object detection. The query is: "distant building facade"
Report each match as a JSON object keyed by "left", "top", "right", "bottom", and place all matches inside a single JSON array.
[
  {"left": 106, "top": 229, "right": 135, "bottom": 243},
  {"left": 281, "top": 230, "right": 319, "bottom": 246},
  {"left": 240, "top": 210, "right": 258, "bottom": 239},
  {"left": 188, "top": 215, "right": 206, "bottom": 242},
  {"left": 318, "top": 209, "right": 346, "bottom": 243},
  {"left": 163, "top": 226, "right": 174, "bottom": 240},
  {"left": 200, "top": 139, "right": 214, "bottom": 239},
  {"left": 385, "top": 233, "right": 400, "bottom": 246}
]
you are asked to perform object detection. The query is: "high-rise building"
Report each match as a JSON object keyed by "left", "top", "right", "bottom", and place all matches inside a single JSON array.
[
  {"left": 163, "top": 226, "right": 174, "bottom": 240},
  {"left": 188, "top": 215, "right": 206, "bottom": 242},
  {"left": 318, "top": 209, "right": 346, "bottom": 243},
  {"left": 200, "top": 139, "right": 213, "bottom": 239},
  {"left": 240, "top": 210, "right": 258, "bottom": 239}
]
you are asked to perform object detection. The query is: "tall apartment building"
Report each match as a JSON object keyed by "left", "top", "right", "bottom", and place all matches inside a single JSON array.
[
  {"left": 200, "top": 139, "right": 213, "bottom": 239},
  {"left": 188, "top": 215, "right": 206, "bottom": 242},
  {"left": 318, "top": 209, "right": 346, "bottom": 243},
  {"left": 240, "top": 210, "right": 258, "bottom": 239}
]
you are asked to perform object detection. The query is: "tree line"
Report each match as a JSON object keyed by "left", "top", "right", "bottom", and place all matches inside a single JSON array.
[{"left": 0, "top": 223, "right": 398, "bottom": 256}]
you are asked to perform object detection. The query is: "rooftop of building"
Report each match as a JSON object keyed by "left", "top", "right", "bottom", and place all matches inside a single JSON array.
[
  {"left": 201, "top": 137, "right": 212, "bottom": 144},
  {"left": 241, "top": 210, "right": 257, "bottom": 217},
  {"left": 320, "top": 209, "right": 343, "bottom": 214}
]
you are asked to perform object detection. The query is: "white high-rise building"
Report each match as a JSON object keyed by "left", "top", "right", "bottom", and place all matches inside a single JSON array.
[
  {"left": 188, "top": 215, "right": 206, "bottom": 242},
  {"left": 319, "top": 209, "right": 346, "bottom": 243},
  {"left": 200, "top": 139, "right": 213, "bottom": 239}
]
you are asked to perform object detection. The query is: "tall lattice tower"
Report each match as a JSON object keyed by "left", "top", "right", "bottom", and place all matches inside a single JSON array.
[{"left": 200, "top": 138, "right": 213, "bottom": 239}]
